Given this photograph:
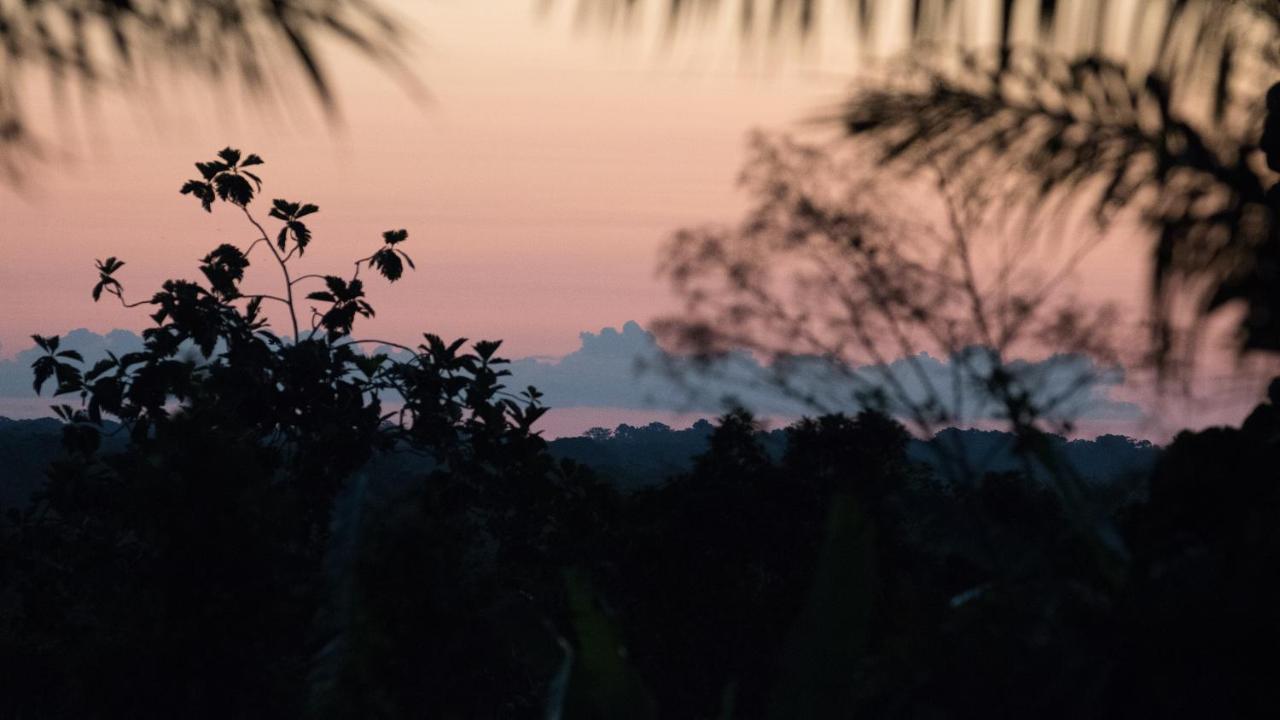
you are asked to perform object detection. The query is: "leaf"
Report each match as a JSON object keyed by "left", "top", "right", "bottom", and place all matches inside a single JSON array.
[
  {"left": 241, "top": 153, "right": 265, "bottom": 167},
  {"left": 289, "top": 221, "right": 312, "bottom": 253},
  {"left": 214, "top": 173, "right": 254, "bottom": 206},
  {"left": 245, "top": 297, "right": 264, "bottom": 323},
  {"left": 181, "top": 179, "right": 215, "bottom": 212},
  {"left": 307, "top": 291, "right": 336, "bottom": 303},
  {"left": 353, "top": 354, "right": 387, "bottom": 378},
  {"left": 474, "top": 340, "right": 502, "bottom": 361},
  {"left": 382, "top": 228, "right": 408, "bottom": 245},
  {"left": 270, "top": 198, "right": 293, "bottom": 220},
  {"left": 53, "top": 362, "right": 83, "bottom": 395},
  {"left": 370, "top": 248, "right": 403, "bottom": 282},
  {"left": 324, "top": 276, "right": 347, "bottom": 297},
  {"left": 200, "top": 243, "right": 250, "bottom": 296},
  {"left": 217, "top": 147, "right": 242, "bottom": 166},
  {"left": 296, "top": 203, "right": 319, "bottom": 218},
  {"left": 86, "top": 358, "right": 115, "bottom": 381},
  {"left": 195, "top": 161, "right": 227, "bottom": 180},
  {"left": 32, "top": 356, "right": 55, "bottom": 394},
  {"left": 56, "top": 350, "right": 84, "bottom": 362}
]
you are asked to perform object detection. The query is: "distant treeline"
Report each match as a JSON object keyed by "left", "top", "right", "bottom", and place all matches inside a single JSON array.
[
  {"left": 0, "top": 415, "right": 1158, "bottom": 509},
  {"left": 549, "top": 420, "right": 1158, "bottom": 490}
]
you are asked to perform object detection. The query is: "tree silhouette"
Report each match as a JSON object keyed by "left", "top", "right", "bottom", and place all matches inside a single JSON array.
[{"left": 656, "top": 133, "right": 1122, "bottom": 492}]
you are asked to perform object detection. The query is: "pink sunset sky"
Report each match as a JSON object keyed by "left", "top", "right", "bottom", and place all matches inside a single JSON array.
[{"left": 0, "top": 0, "right": 1273, "bottom": 438}]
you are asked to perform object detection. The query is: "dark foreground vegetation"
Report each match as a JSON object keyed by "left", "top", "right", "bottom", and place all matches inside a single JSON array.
[
  {"left": 3, "top": 150, "right": 1279, "bottom": 719},
  {"left": 0, "top": 416, "right": 1159, "bottom": 509}
]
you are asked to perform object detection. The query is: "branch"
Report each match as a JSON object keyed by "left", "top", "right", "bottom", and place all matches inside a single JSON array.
[
  {"left": 240, "top": 205, "right": 300, "bottom": 341},
  {"left": 338, "top": 338, "right": 419, "bottom": 356},
  {"left": 237, "top": 293, "right": 291, "bottom": 305}
]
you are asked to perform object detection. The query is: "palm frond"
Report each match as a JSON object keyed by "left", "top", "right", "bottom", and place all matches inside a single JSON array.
[{"left": 0, "top": 0, "right": 415, "bottom": 184}]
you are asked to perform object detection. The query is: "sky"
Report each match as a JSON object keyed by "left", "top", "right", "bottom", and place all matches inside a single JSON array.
[
  {"left": 1, "top": 1, "right": 859, "bottom": 358},
  {"left": 0, "top": 0, "right": 1272, "bottom": 438}
]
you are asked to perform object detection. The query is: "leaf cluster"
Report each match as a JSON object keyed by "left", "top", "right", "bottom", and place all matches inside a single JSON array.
[{"left": 180, "top": 148, "right": 264, "bottom": 210}]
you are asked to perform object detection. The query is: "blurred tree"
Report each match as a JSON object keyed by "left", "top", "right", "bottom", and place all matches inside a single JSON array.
[
  {"left": 581, "top": 0, "right": 1280, "bottom": 369},
  {"left": 655, "top": 133, "right": 1119, "bottom": 484}
]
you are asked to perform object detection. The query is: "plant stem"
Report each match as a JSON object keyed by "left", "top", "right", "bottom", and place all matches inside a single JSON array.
[{"left": 241, "top": 205, "right": 300, "bottom": 341}]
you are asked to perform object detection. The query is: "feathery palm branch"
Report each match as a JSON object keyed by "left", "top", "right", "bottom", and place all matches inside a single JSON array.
[{"left": 0, "top": 0, "right": 416, "bottom": 184}]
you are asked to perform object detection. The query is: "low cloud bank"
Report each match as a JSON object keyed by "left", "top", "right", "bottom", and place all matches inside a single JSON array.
[
  {"left": 0, "top": 329, "right": 145, "bottom": 397},
  {"left": 509, "top": 322, "right": 1142, "bottom": 422},
  {"left": 1, "top": 323, "right": 1142, "bottom": 423}
]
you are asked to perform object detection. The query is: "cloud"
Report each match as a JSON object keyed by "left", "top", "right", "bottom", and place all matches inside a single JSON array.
[
  {"left": 0, "top": 323, "right": 1143, "bottom": 423},
  {"left": 0, "top": 329, "right": 145, "bottom": 397},
  {"left": 506, "top": 322, "right": 1143, "bottom": 422}
]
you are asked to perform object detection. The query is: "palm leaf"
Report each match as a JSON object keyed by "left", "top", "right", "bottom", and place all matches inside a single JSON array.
[{"left": 0, "top": 0, "right": 419, "bottom": 184}]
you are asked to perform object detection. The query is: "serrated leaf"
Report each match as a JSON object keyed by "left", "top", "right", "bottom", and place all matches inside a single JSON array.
[
  {"left": 201, "top": 243, "right": 250, "bottom": 296},
  {"left": 195, "top": 161, "right": 228, "bottom": 180},
  {"left": 214, "top": 173, "right": 254, "bottom": 206},
  {"left": 370, "top": 248, "right": 403, "bottom": 282},
  {"left": 181, "top": 179, "right": 215, "bottom": 212},
  {"left": 241, "top": 153, "right": 264, "bottom": 167},
  {"left": 289, "top": 221, "right": 312, "bottom": 253},
  {"left": 217, "top": 147, "right": 242, "bottom": 166},
  {"left": 271, "top": 198, "right": 292, "bottom": 217}
]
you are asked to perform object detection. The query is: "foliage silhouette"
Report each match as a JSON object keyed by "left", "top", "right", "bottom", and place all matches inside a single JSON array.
[
  {"left": 1, "top": 147, "right": 587, "bottom": 718},
  {"left": 4, "top": 144, "right": 1280, "bottom": 719},
  {"left": 0, "top": 415, "right": 1160, "bottom": 508}
]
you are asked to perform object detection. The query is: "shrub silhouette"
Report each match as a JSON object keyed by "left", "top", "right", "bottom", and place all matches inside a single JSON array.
[{"left": 3, "top": 148, "right": 587, "bottom": 718}]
